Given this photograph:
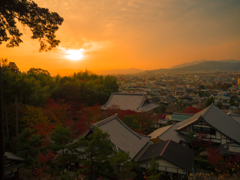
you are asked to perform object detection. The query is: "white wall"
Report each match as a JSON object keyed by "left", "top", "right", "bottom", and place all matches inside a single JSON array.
[{"left": 139, "top": 157, "right": 187, "bottom": 175}]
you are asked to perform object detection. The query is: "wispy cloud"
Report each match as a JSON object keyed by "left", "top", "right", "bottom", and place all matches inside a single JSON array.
[{"left": 1, "top": 0, "right": 239, "bottom": 72}]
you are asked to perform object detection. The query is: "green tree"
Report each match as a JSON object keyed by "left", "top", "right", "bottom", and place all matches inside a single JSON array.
[
  {"left": 109, "top": 151, "right": 137, "bottom": 180},
  {"left": 0, "top": 1, "right": 63, "bottom": 177},
  {"left": 206, "top": 96, "right": 214, "bottom": 107},
  {"left": 216, "top": 102, "right": 223, "bottom": 109},
  {"left": 51, "top": 126, "right": 72, "bottom": 174},
  {"left": 199, "top": 85, "right": 206, "bottom": 90},
  {"left": 51, "top": 71, "right": 119, "bottom": 106},
  {"left": 76, "top": 128, "right": 116, "bottom": 180},
  {"left": 17, "top": 128, "right": 43, "bottom": 170},
  {"left": 229, "top": 99, "right": 236, "bottom": 106},
  {"left": 123, "top": 115, "right": 139, "bottom": 132},
  {"left": 185, "top": 131, "right": 197, "bottom": 148},
  {"left": 8, "top": 62, "right": 20, "bottom": 75},
  {"left": 145, "top": 158, "right": 161, "bottom": 180}
]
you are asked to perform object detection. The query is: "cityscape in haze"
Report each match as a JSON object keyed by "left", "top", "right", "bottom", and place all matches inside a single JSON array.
[{"left": 1, "top": 0, "right": 240, "bottom": 180}]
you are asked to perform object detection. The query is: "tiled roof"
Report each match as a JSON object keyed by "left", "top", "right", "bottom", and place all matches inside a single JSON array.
[
  {"left": 176, "top": 104, "right": 240, "bottom": 144},
  {"left": 149, "top": 125, "right": 172, "bottom": 139},
  {"left": 138, "top": 140, "right": 195, "bottom": 172},
  {"left": 78, "top": 114, "right": 151, "bottom": 159},
  {"left": 157, "top": 124, "right": 186, "bottom": 143},
  {"left": 171, "top": 113, "right": 194, "bottom": 122},
  {"left": 101, "top": 93, "right": 159, "bottom": 112},
  {"left": 5, "top": 152, "right": 24, "bottom": 161}
]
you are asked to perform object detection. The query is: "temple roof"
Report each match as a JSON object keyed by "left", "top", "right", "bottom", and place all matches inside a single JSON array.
[
  {"left": 101, "top": 93, "right": 159, "bottom": 112},
  {"left": 138, "top": 140, "right": 195, "bottom": 172},
  {"left": 77, "top": 114, "right": 151, "bottom": 159},
  {"left": 176, "top": 104, "right": 240, "bottom": 144},
  {"left": 153, "top": 104, "right": 240, "bottom": 144}
]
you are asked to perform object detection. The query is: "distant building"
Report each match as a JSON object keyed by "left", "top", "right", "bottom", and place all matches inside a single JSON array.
[
  {"left": 138, "top": 140, "right": 194, "bottom": 179},
  {"left": 4, "top": 152, "right": 24, "bottom": 180},
  {"left": 171, "top": 113, "right": 194, "bottom": 122},
  {"left": 101, "top": 93, "right": 159, "bottom": 113},
  {"left": 151, "top": 104, "right": 240, "bottom": 145},
  {"left": 72, "top": 114, "right": 194, "bottom": 180}
]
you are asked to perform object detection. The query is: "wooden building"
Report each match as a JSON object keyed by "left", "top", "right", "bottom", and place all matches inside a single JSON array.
[{"left": 4, "top": 152, "right": 24, "bottom": 180}]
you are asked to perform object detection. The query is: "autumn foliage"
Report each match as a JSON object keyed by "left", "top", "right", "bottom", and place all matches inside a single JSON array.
[
  {"left": 206, "top": 147, "right": 240, "bottom": 176},
  {"left": 184, "top": 106, "right": 202, "bottom": 114}
]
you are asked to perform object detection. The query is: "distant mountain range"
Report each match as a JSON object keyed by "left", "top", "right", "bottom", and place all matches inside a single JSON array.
[
  {"left": 142, "top": 60, "right": 240, "bottom": 74},
  {"left": 49, "top": 60, "right": 240, "bottom": 76},
  {"left": 170, "top": 59, "right": 240, "bottom": 69}
]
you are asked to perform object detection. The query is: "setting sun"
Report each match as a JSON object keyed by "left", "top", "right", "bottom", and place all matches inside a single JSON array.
[{"left": 65, "top": 49, "right": 85, "bottom": 61}]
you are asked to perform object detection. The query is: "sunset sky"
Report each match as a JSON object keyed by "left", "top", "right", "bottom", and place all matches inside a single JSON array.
[{"left": 1, "top": 0, "right": 240, "bottom": 76}]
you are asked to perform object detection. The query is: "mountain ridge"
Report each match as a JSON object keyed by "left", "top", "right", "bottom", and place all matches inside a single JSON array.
[
  {"left": 170, "top": 59, "right": 240, "bottom": 69},
  {"left": 142, "top": 60, "right": 240, "bottom": 74}
]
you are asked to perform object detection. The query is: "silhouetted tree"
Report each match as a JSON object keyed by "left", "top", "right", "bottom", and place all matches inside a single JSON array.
[
  {"left": 0, "top": 0, "right": 63, "bottom": 177},
  {"left": 0, "top": 0, "right": 63, "bottom": 51}
]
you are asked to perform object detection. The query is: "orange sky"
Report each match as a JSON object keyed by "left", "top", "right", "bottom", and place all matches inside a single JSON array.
[{"left": 0, "top": 0, "right": 240, "bottom": 76}]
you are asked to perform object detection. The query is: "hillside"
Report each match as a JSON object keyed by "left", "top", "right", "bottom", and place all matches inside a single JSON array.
[{"left": 142, "top": 60, "right": 240, "bottom": 74}]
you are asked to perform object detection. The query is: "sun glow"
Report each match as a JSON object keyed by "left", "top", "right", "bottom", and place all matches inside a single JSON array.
[{"left": 65, "top": 49, "right": 85, "bottom": 61}]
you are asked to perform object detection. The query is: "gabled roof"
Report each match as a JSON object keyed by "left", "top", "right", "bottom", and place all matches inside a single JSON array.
[
  {"left": 181, "top": 94, "right": 193, "bottom": 100},
  {"left": 177, "top": 104, "right": 240, "bottom": 144},
  {"left": 164, "top": 95, "right": 176, "bottom": 103},
  {"left": 138, "top": 140, "right": 195, "bottom": 172},
  {"left": 5, "top": 152, "right": 24, "bottom": 161},
  {"left": 101, "top": 93, "right": 159, "bottom": 112},
  {"left": 149, "top": 97, "right": 160, "bottom": 103},
  {"left": 78, "top": 114, "right": 151, "bottom": 159},
  {"left": 157, "top": 124, "right": 186, "bottom": 143},
  {"left": 149, "top": 125, "right": 172, "bottom": 139},
  {"left": 228, "top": 112, "right": 240, "bottom": 124}
]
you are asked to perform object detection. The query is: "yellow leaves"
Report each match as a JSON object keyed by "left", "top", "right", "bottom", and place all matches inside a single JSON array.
[{"left": 21, "top": 105, "right": 49, "bottom": 127}]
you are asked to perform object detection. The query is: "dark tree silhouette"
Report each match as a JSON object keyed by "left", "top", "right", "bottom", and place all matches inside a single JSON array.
[
  {"left": 0, "top": 1, "right": 63, "bottom": 178},
  {"left": 0, "top": 0, "right": 63, "bottom": 52}
]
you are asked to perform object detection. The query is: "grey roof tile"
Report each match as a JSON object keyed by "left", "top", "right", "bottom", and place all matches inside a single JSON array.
[
  {"left": 138, "top": 140, "right": 195, "bottom": 172},
  {"left": 5, "top": 152, "right": 24, "bottom": 161},
  {"left": 79, "top": 114, "right": 151, "bottom": 159},
  {"left": 101, "top": 93, "right": 159, "bottom": 112},
  {"left": 177, "top": 104, "right": 240, "bottom": 144}
]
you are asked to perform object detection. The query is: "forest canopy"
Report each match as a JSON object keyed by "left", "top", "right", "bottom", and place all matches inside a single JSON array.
[{"left": 2, "top": 59, "right": 119, "bottom": 107}]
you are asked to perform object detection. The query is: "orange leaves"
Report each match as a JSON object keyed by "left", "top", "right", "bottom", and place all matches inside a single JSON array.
[
  {"left": 80, "top": 104, "right": 102, "bottom": 126},
  {"left": 185, "top": 106, "right": 202, "bottom": 114},
  {"left": 38, "top": 152, "right": 55, "bottom": 164}
]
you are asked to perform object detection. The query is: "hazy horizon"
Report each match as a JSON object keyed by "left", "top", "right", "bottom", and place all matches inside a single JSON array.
[{"left": 1, "top": 0, "right": 240, "bottom": 75}]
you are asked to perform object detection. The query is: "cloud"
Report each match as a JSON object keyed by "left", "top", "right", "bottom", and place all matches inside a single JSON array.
[{"left": 3, "top": 0, "right": 240, "bottom": 71}]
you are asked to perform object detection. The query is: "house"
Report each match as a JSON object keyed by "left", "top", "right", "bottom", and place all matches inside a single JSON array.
[
  {"left": 227, "top": 111, "right": 240, "bottom": 124},
  {"left": 175, "top": 90, "right": 186, "bottom": 96},
  {"left": 180, "top": 94, "right": 194, "bottom": 105},
  {"left": 71, "top": 114, "right": 195, "bottom": 179},
  {"left": 149, "top": 96, "right": 161, "bottom": 104},
  {"left": 152, "top": 114, "right": 169, "bottom": 129},
  {"left": 4, "top": 152, "right": 24, "bottom": 180},
  {"left": 219, "top": 143, "right": 240, "bottom": 156},
  {"left": 138, "top": 140, "right": 195, "bottom": 179},
  {"left": 149, "top": 125, "right": 172, "bottom": 139},
  {"left": 163, "top": 95, "right": 176, "bottom": 105},
  {"left": 101, "top": 93, "right": 159, "bottom": 113},
  {"left": 151, "top": 104, "right": 240, "bottom": 145},
  {"left": 73, "top": 114, "right": 152, "bottom": 160}
]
